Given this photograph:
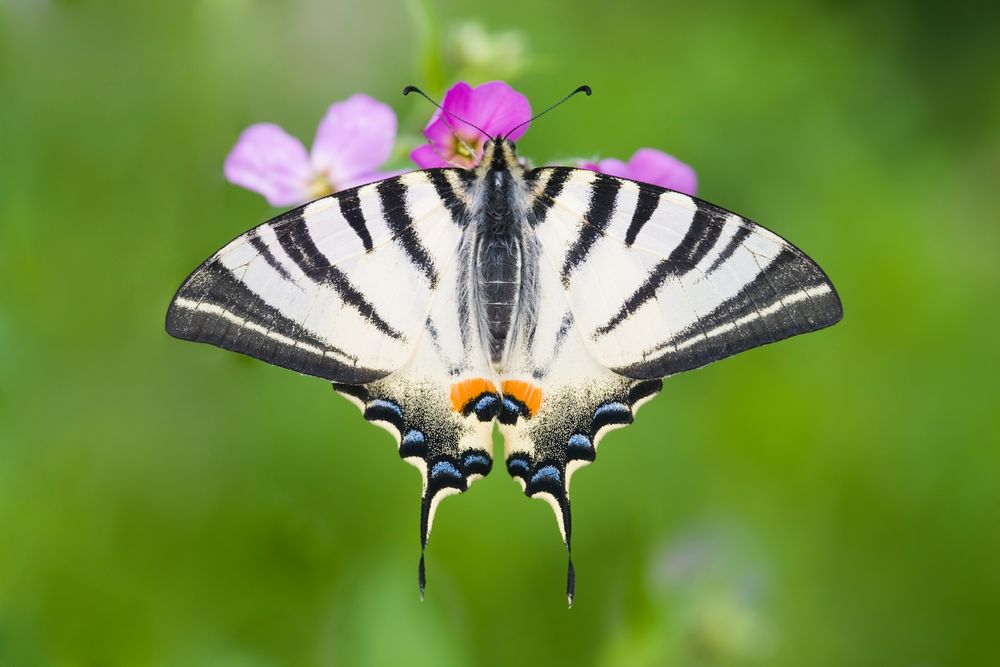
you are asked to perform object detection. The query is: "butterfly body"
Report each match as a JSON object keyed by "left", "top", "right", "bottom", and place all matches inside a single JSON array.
[
  {"left": 464, "top": 140, "right": 538, "bottom": 367},
  {"left": 166, "top": 138, "right": 841, "bottom": 603}
]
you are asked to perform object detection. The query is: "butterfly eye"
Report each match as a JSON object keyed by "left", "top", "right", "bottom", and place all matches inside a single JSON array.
[{"left": 509, "top": 142, "right": 517, "bottom": 152}]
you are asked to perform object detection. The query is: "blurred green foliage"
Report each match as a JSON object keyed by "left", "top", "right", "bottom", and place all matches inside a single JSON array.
[{"left": 1, "top": 1, "right": 998, "bottom": 665}]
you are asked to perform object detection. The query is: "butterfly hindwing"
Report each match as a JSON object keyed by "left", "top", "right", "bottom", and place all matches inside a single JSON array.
[
  {"left": 332, "top": 320, "right": 497, "bottom": 598},
  {"left": 528, "top": 167, "right": 843, "bottom": 379},
  {"left": 497, "top": 231, "right": 663, "bottom": 605},
  {"left": 165, "top": 170, "right": 471, "bottom": 383},
  {"left": 331, "top": 253, "right": 500, "bottom": 595}
]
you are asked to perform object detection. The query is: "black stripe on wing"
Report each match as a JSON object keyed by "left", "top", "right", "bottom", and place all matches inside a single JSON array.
[
  {"left": 337, "top": 190, "right": 375, "bottom": 252},
  {"left": 248, "top": 235, "right": 292, "bottom": 281},
  {"left": 706, "top": 225, "right": 752, "bottom": 274},
  {"left": 165, "top": 263, "right": 387, "bottom": 384},
  {"left": 594, "top": 201, "right": 727, "bottom": 336},
  {"left": 527, "top": 168, "right": 572, "bottom": 225},
  {"left": 624, "top": 187, "right": 660, "bottom": 246},
  {"left": 275, "top": 211, "right": 405, "bottom": 341},
  {"left": 377, "top": 178, "right": 440, "bottom": 287},
  {"left": 615, "top": 247, "right": 843, "bottom": 379},
  {"left": 560, "top": 173, "right": 621, "bottom": 287},
  {"left": 425, "top": 169, "right": 471, "bottom": 225}
]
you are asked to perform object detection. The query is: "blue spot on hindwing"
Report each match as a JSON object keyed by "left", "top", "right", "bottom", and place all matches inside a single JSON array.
[
  {"left": 567, "top": 433, "right": 595, "bottom": 460},
  {"left": 473, "top": 394, "right": 499, "bottom": 421},
  {"left": 462, "top": 451, "right": 492, "bottom": 476},
  {"left": 368, "top": 399, "right": 403, "bottom": 418},
  {"left": 592, "top": 401, "right": 632, "bottom": 431},
  {"left": 498, "top": 398, "right": 524, "bottom": 425},
  {"left": 364, "top": 399, "right": 405, "bottom": 431},
  {"left": 402, "top": 430, "right": 425, "bottom": 446},
  {"left": 507, "top": 457, "right": 530, "bottom": 477},
  {"left": 530, "top": 465, "right": 562, "bottom": 486},
  {"left": 399, "top": 429, "right": 426, "bottom": 458},
  {"left": 430, "top": 461, "right": 464, "bottom": 481}
]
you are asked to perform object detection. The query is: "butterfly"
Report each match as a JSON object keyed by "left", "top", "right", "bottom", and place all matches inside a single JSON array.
[{"left": 165, "top": 86, "right": 842, "bottom": 605}]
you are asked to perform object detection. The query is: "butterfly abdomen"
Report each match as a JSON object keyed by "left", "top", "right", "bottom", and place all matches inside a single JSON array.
[{"left": 475, "top": 219, "right": 522, "bottom": 364}]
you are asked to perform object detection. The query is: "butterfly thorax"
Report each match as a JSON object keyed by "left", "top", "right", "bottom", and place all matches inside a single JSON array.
[{"left": 464, "top": 140, "right": 538, "bottom": 369}]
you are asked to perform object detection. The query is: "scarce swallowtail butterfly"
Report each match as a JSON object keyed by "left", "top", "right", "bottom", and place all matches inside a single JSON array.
[{"left": 166, "top": 85, "right": 842, "bottom": 605}]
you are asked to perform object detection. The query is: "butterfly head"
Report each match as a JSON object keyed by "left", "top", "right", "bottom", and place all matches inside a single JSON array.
[{"left": 478, "top": 138, "right": 522, "bottom": 176}]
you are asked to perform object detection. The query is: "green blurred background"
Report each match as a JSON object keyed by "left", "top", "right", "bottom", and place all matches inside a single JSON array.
[{"left": 2, "top": 0, "right": 998, "bottom": 665}]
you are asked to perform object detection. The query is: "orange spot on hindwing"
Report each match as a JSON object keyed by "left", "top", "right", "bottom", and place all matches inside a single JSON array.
[
  {"left": 501, "top": 380, "right": 543, "bottom": 417},
  {"left": 449, "top": 378, "right": 499, "bottom": 414}
]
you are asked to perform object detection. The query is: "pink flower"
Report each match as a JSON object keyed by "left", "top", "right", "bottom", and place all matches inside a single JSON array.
[
  {"left": 224, "top": 94, "right": 400, "bottom": 206},
  {"left": 410, "top": 81, "right": 532, "bottom": 169},
  {"left": 582, "top": 148, "right": 698, "bottom": 196}
]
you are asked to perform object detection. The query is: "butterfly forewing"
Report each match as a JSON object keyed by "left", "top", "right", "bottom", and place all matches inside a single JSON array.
[
  {"left": 165, "top": 171, "right": 466, "bottom": 383},
  {"left": 529, "top": 167, "right": 843, "bottom": 379}
]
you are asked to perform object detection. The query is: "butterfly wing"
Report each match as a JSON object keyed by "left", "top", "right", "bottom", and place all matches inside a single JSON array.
[
  {"left": 498, "top": 167, "right": 842, "bottom": 603},
  {"left": 167, "top": 169, "right": 495, "bottom": 595},
  {"left": 166, "top": 170, "right": 470, "bottom": 383},
  {"left": 532, "top": 167, "right": 843, "bottom": 377}
]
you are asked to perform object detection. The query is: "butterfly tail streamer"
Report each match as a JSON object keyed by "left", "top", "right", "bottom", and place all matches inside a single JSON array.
[
  {"left": 418, "top": 489, "right": 434, "bottom": 600},
  {"left": 418, "top": 550, "right": 427, "bottom": 600},
  {"left": 567, "top": 553, "right": 576, "bottom": 608},
  {"left": 564, "top": 500, "right": 575, "bottom": 607}
]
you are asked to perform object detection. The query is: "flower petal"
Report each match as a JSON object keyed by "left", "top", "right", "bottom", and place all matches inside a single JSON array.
[
  {"left": 311, "top": 94, "right": 397, "bottom": 188},
  {"left": 424, "top": 82, "right": 474, "bottom": 138},
  {"left": 410, "top": 144, "right": 453, "bottom": 169},
  {"left": 337, "top": 168, "right": 410, "bottom": 191},
  {"left": 458, "top": 80, "right": 532, "bottom": 140},
  {"left": 591, "top": 158, "right": 630, "bottom": 180},
  {"left": 627, "top": 148, "right": 698, "bottom": 196},
  {"left": 223, "top": 123, "right": 313, "bottom": 206},
  {"left": 419, "top": 81, "right": 533, "bottom": 167}
]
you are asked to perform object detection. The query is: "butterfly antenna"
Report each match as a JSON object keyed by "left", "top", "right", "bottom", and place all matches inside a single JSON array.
[
  {"left": 503, "top": 84, "right": 592, "bottom": 140},
  {"left": 403, "top": 85, "right": 493, "bottom": 141}
]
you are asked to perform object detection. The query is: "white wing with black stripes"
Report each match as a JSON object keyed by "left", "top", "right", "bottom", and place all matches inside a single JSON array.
[
  {"left": 495, "top": 166, "right": 842, "bottom": 604},
  {"left": 166, "top": 168, "right": 498, "bottom": 597},
  {"left": 166, "top": 170, "right": 468, "bottom": 383}
]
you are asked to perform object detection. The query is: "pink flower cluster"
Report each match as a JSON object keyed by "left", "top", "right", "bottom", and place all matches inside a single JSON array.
[
  {"left": 224, "top": 94, "right": 401, "bottom": 207},
  {"left": 225, "top": 81, "right": 697, "bottom": 206}
]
